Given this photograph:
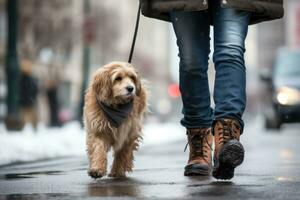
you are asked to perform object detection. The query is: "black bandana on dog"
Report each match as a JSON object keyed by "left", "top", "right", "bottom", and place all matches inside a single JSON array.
[{"left": 96, "top": 97, "right": 134, "bottom": 128}]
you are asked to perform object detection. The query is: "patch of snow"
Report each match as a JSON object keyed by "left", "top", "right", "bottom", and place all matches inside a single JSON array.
[{"left": 0, "top": 122, "right": 85, "bottom": 166}]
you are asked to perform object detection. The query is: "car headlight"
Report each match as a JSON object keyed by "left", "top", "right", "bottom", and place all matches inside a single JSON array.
[{"left": 276, "top": 87, "right": 300, "bottom": 105}]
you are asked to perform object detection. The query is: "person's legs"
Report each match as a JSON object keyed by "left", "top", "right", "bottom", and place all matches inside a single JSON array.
[
  {"left": 211, "top": 1, "right": 250, "bottom": 180},
  {"left": 212, "top": 3, "right": 250, "bottom": 130},
  {"left": 170, "top": 11, "right": 213, "bottom": 176},
  {"left": 170, "top": 11, "right": 213, "bottom": 129}
]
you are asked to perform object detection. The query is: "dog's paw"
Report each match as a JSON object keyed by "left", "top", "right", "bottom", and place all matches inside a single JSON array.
[
  {"left": 108, "top": 171, "right": 126, "bottom": 178},
  {"left": 88, "top": 169, "right": 105, "bottom": 179}
]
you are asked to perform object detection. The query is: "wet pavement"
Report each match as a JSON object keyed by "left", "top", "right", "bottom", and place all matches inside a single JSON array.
[{"left": 1, "top": 120, "right": 300, "bottom": 199}]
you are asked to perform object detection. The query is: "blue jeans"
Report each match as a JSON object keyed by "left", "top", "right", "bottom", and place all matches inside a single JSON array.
[{"left": 170, "top": 1, "right": 250, "bottom": 132}]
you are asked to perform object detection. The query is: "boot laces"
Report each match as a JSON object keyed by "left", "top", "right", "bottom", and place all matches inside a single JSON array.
[
  {"left": 218, "top": 120, "right": 239, "bottom": 145},
  {"left": 184, "top": 129, "right": 212, "bottom": 163}
]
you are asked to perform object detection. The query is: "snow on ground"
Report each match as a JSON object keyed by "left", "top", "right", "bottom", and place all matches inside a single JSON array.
[{"left": 0, "top": 122, "right": 185, "bottom": 166}]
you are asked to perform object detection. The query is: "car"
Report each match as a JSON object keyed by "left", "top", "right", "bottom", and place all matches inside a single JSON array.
[{"left": 260, "top": 48, "right": 300, "bottom": 130}]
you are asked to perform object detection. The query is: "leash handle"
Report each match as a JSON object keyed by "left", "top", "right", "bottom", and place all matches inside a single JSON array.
[{"left": 128, "top": 3, "right": 141, "bottom": 63}]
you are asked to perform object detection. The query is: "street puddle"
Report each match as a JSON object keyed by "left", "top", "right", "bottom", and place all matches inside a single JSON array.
[{"left": 0, "top": 170, "right": 63, "bottom": 180}]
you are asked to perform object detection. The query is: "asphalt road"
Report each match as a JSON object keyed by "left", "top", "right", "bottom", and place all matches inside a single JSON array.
[{"left": 1, "top": 120, "right": 300, "bottom": 199}]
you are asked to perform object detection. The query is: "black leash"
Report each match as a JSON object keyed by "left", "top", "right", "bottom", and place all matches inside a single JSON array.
[{"left": 128, "top": 3, "right": 141, "bottom": 64}]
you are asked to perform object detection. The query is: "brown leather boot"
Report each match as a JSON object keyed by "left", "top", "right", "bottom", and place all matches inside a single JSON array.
[
  {"left": 184, "top": 128, "right": 213, "bottom": 176},
  {"left": 212, "top": 119, "right": 245, "bottom": 180}
]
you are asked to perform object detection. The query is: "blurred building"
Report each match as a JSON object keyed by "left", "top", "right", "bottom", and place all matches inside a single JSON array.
[
  {"left": 286, "top": 0, "right": 300, "bottom": 48},
  {"left": 0, "top": 0, "right": 4, "bottom": 57},
  {"left": 17, "top": 0, "right": 84, "bottom": 124},
  {"left": 0, "top": 0, "right": 84, "bottom": 124},
  {"left": 256, "top": 1, "right": 299, "bottom": 69},
  {"left": 0, "top": 1, "right": 173, "bottom": 125},
  {"left": 0, "top": 0, "right": 6, "bottom": 121}
]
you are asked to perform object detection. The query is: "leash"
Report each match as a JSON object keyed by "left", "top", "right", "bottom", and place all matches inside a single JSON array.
[{"left": 128, "top": 3, "right": 141, "bottom": 64}]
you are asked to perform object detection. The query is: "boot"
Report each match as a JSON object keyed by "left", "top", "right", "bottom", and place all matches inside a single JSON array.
[
  {"left": 184, "top": 128, "right": 213, "bottom": 176},
  {"left": 212, "top": 119, "right": 245, "bottom": 180}
]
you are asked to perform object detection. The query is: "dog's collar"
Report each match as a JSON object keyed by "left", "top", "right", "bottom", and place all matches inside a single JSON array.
[{"left": 95, "top": 96, "right": 134, "bottom": 128}]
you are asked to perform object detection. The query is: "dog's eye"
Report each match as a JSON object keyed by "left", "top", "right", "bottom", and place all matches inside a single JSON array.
[
  {"left": 130, "top": 75, "right": 136, "bottom": 81},
  {"left": 115, "top": 76, "right": 122, "bottom": 81}
]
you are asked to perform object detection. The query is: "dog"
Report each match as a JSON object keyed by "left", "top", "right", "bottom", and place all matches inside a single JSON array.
[{"left": 84, "top": 61, "right": 147, "bottom": 178}]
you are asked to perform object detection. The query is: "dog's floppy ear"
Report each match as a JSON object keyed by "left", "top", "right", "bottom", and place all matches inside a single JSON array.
[
  {"left": 92, "top": 68, "right": 112, "bottom": 100},
  {"left": 135, "top": 74, "right": 142, "bottom": 96}
]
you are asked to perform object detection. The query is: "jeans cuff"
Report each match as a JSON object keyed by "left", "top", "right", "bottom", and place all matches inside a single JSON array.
[{"left": 180, "top": 118, "right": 212, "bottom": 129}]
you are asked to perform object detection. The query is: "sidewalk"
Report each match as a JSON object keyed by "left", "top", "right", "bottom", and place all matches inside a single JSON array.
[{"left": 0, "top": 120, "right": 300, "bottom": 199}]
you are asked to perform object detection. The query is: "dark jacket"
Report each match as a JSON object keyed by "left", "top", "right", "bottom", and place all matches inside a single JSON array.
[{"left": 140, "top": 0, "right": 284, "bottom": 25}]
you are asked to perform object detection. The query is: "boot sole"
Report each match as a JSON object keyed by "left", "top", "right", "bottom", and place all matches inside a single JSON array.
[
  {"left": 212, "top": 140, "right": 244, "bottom": 180},
  {"left": 184, "top": 164, "right": 210, "bottom": 176}
]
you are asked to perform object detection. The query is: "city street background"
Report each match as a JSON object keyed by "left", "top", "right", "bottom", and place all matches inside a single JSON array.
[{"left": 0, "top": 0, "right": 300, "bottom": 199}]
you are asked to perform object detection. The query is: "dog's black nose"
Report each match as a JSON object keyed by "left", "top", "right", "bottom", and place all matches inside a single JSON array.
[{"left": 126, "top": 86, "right": 134, "bottom": 93}]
